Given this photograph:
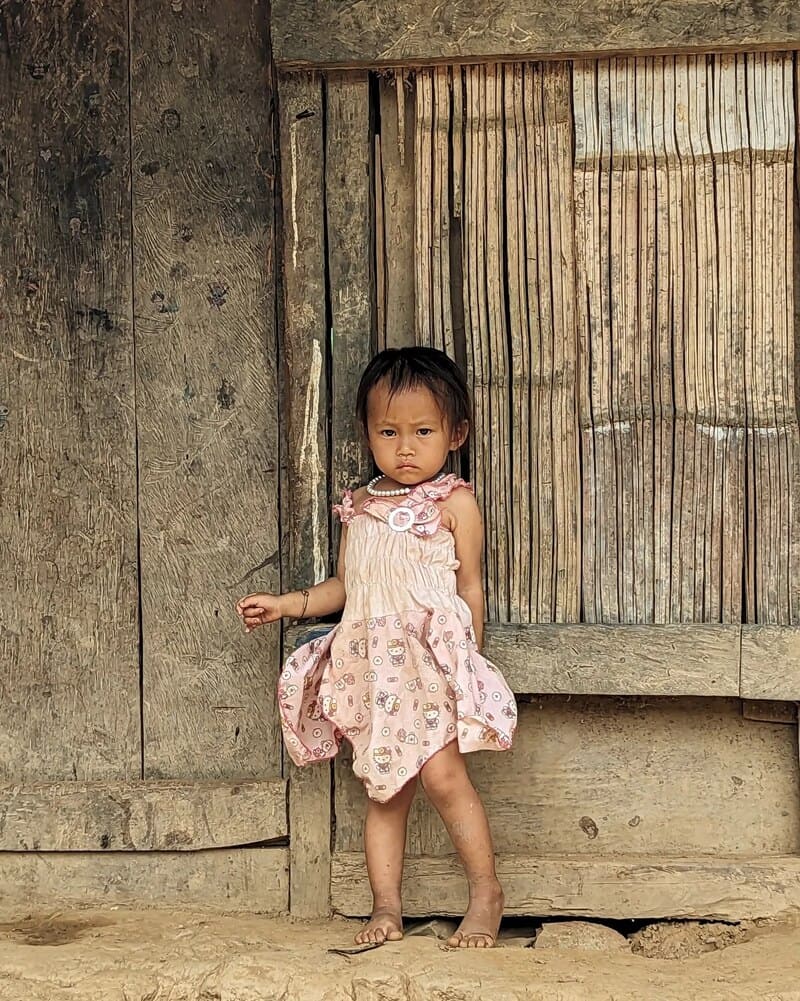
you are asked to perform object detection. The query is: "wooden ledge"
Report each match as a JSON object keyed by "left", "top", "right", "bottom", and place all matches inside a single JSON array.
[
  {"left": 0, "top": 779, "right": 287, "bottom": 852},
  {"left": 285, "top": 622, "right": 741, "bottom": 697},
  {"left": 332, "top": 851, "right": 800, "bottom": 921},
  {"left": 272, "top": 1, "right": 800, "bottom": 69}
]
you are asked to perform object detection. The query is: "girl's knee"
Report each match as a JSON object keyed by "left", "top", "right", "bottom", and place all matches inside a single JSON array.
[{"left": 420, "top": 745, "right": 468, "bottom": 800}]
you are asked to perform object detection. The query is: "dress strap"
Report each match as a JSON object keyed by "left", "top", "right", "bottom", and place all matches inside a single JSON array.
[
  {"left": 332, "top": 489, "right": 356, "bottom": 525},
  {"left": 410, "top": 473, "right": 472, "bottom": 502}
]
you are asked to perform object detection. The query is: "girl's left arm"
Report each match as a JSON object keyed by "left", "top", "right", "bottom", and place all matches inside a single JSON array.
[{"left": 450, "top": 489, "right": 486, "bottom": 650}]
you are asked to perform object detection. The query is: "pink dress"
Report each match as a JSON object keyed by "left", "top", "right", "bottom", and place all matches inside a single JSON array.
[{"left": 278, "top": 474, "right": 517, "bottom": 803}]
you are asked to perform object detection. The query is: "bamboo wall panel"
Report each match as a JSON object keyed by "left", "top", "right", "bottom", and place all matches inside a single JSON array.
[{"left": 373, "top": 54, "right": 798, "bottom": 625}]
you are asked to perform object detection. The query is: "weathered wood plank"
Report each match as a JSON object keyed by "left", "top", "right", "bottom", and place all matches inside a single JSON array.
[
  {"left": 0, "top": 848, "right": 288, "bottom": 919},
  {"left": 332, "top": 852, "right": 800, "bottom": 922},
  {"left": 131, "top": 1, "right": 281, "bottom": 779},
  {"left": 0, "top": 779, "right": 286, "bottom": 851},
  {"left": 335, "top": 696, "right": 800, "bottom": 857},
  {"left": 485, "top": 624, "right": 741, "bottom": 696},
  {"left": 741, "top": 626, "right": 800, "bottom": 699},
  {"left": 287, "top": 622, "right": 741, "bottom": 696},
  {"left": 278, "top": 71, "right": 333, "bottom": 920},
  {"left": 326, "top": 71, "right": 373, "bottom": 522},
  {"left": 288, "top": 761, "right": 332, "bottom": 918},
  {"left": 278, "top": 71, "right": 329, "bottom": 589},
  {"left": 377, "top": 73, "right": 415, "bottom": 350},
  {"left": 0, "top": 0, "right": 140, "bottom": 780},
  {"left": 272, "top": 2, "right": 800, "bottom": 68}
]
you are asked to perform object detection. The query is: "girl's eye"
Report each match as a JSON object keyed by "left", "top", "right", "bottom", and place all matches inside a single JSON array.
[
  {"left": 379, "top": 429, "right": 395, "bottom": 438},
  {"left": 417, "top": 428, "right": 433, "bottom": 437}
]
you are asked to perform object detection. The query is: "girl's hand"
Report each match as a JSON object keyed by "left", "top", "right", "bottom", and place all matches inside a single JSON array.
[{"left": 235, "top": 592, "right": 284, "bottom": 632}]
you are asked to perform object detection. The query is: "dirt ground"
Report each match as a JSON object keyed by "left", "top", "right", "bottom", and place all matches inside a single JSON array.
[{"left": 0, "top": 909, "right": 799, "bottom": 1001}]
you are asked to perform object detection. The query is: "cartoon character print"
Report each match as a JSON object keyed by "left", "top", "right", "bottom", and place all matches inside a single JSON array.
[
  {"left": 306, "top": 698, "right": 323, "bottom": 720},
  {"left": 397, "top": 728, "right": 418, "bottom": 745},
  {"left": 375, "top": 690, "right": 401, "bottom": 716},
  {"left": 335, "top": 672, "right": 355, "bottom": 692},
  {"left": 349, "top": 638, "right": 367, "bottom": 659},
  {"left": 321, "top": 695, "right": 337, "bottom": 717},
  {"left": 373, "top": 746, "right": 392, "bottom": 775},
  {"left": 387, "top": 638, "right": 406, "bottom": 667},
  {"left": 313, "top": 739, "right": 335, "bottom": 757},
  {"left": 423, "top": 702, "right": 440, "bottom": 730}
]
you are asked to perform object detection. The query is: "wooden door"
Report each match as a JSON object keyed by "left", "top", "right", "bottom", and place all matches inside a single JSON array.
[{"left": 0, "top": 0, "right": 288, "bottom": 916}]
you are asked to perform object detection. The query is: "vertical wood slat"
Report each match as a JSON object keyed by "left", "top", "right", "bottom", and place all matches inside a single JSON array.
[
  {"left": 0, "top": 3, "right": 140, "bottom": 779},
  {"left": 543, "top": 64, "right": 581, "bottom": 623},
  {"left": 744, "top": 53, "right": 798, "bottom": 624},
  {"left": 326, "top": 72, "right": 373, "bottom": 553},
  {"left": 277, "top": 72, "right": 331, "bottom": 917},
  {"left": 378, "top": 74, "right": 415, "bottom": 350},
  {"left": 133, "top": 1, "right": 281, "bottom": 779},
  {"left": 414, "top": 68, "right": 434, "bottom": 345}
]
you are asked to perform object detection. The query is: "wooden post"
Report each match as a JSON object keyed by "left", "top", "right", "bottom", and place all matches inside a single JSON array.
[{"left": 278, "top": 71, "right": 332, "bottom": 918}]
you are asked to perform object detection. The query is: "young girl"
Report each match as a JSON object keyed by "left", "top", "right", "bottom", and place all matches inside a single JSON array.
[{"left": 236, "top": 347, "right": 517, "bottom": 949}]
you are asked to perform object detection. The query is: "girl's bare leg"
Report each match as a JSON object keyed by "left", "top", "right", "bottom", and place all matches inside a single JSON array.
[
  {"left": 420, "top": 742, "right": 503, "bottom": 948},
  {"left": 355, "top": 777, "right": 418, "bottom": 944}
]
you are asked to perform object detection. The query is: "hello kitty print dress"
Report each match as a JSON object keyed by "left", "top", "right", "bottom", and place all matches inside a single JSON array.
[{"left": 277, "top": 475, "right": 517, "bottom": 803}]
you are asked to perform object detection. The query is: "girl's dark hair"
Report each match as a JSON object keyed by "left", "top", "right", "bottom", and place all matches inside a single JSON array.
[{"left": 355, "top": 347, "right": 472, "bottom": 436}]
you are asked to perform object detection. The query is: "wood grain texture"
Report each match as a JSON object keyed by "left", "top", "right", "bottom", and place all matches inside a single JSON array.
[
  {"left": 0, "top": 1, "right": 140, "bottom": 780},
  {"left": 0, "top": 779, "right": 286, "bottom": 851},
  {"left": 741, "top": 626, "right": 800, "bottom": 699},
  {"left": 573, "top": 54, "right": 796, "bottom": 624},
  {"left": 278, "top": 71, "right": 329, "bottom": 590},
  {"left": 278, "top": 73, "right": 333, "bottom": 918},
  {"left": 332, "top": 852, "right": 800, "bottom": 921},
  {"left": 272, "top": 1, "right": 800, "bottom": 69},
  {"left": 484, "top": 623, "right": 741, "bottom": 696},
  {"left": 326, "top": 72, "right": 373, "bottom": 538},
  {"left": 0, "top": 848, "right": 288, "bottom": 919},
  {"left": 335, "top": 696, "right": 800, "bottom": 857},
  {"left": 288, "top": 760, "right": 332, "bottom": 918},
  {"left": 132, "top": 0, "right": 281, "bottom": 780},
  {"left": 377, "top": 73, "right": 416, "bottom": 350}
]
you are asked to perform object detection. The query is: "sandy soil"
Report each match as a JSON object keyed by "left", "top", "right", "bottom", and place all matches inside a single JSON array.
[{"left": 0, "top": 909, "right": 798, "bottom": 1000}]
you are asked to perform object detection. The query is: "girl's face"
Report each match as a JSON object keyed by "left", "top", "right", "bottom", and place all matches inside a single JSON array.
[{"left": 366, "top": 380, "right": 467, "bottom": 487}]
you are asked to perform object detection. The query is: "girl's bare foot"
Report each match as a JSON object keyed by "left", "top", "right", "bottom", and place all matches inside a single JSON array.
[
  {"left": 354, "top": 906, "right": 404, "bottom": 945},
  {"left": 447, "top": 878, "right": 504, "bottom": 949}
]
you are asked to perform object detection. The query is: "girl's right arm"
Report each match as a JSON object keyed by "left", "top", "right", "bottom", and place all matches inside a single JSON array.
[{"left": 235, "top": 525, "right": 349, "bottom": 632}]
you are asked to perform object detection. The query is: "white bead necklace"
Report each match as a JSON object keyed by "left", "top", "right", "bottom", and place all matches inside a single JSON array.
[{"left": 366, "top": 471, "right": 447, "bottom": 497}]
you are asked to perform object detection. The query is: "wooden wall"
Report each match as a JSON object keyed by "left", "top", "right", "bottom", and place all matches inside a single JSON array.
[
  {"left": 0, "top": 0, "right": 287, "bottom": 915},
  {"left": 280, "top": 52, "right": 800, "bottom": 922},
  {"left": 375, "top": 55, "right": 800, "bottom": 626}
]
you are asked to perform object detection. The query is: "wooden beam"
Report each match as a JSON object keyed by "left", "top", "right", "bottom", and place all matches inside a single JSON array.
[
  {"left": 287, "top": 623, "right": 741, "bottom": 696},
  {"left": 332, "top": 852, "right": 800, "bottom": 922},
  {"left": 484, "top": 624, "right": 741, "bottom": 696},
  {"left": 272, "top": 2, "right": 800, "bottom": 69},
  {"left": 741, "top": 626, "right": 800, "bottom": 700},
  {"left": 0, "top": 780, "right": 286, "bottom": 852},
  {"left": 0, "top": 849, "right": 288, "bottom": 920}
]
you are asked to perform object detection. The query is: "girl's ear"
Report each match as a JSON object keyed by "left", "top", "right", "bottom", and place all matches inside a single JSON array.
[{"left": 450, "top": 421, "right": 469, "bottom": 451}]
